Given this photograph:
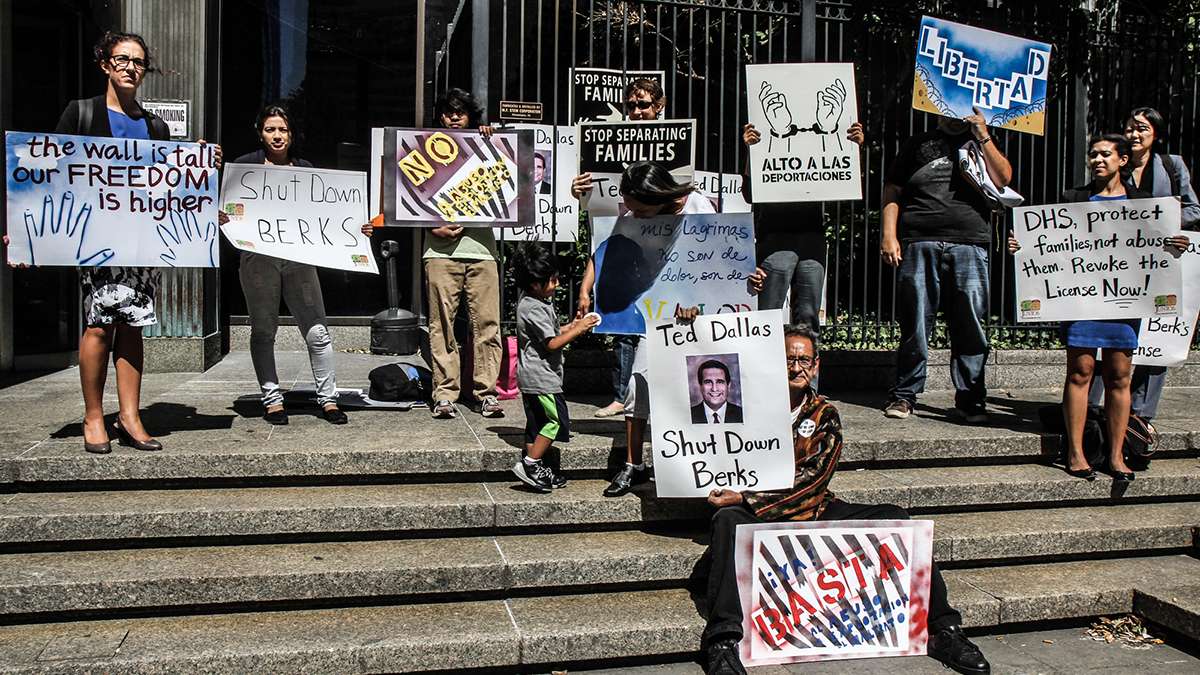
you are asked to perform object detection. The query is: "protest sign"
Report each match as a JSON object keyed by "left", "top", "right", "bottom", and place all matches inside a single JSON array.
[
  {"left": 5, "top": 131, "right": 219, "bottom": 267},
  {"left": 382, "top": 127, "right": 534, "bottom": 227},
  {"left": 219, "top": 163, "right": 377, "bottom": 274},
  {"left": 734, "top": 520, "right": 934, "bottom": 666},
  {"left": 744, "top": 63, "right": 862, "bottom": 202},
  {"left": 591, "top": 212, "right": 756, "bottom": 336},
  {"left": 913, "top": 16, "right": 1052, "bottom": 136},
  {"left": 1012, "top": 197, "right": 1183, "bottom": 322},
  {"left": 647, "top": 310, "right": 793, "bottom": 497},
  {"left": 1135, "top": 239, "right": 1199, "bottom": 366},
  {"left": 570, "top": 67, "right": 666, "bottom": 124},
  {"left": 492, "top": 124, "right": 578, "bottom": 242},
  {"left": 694, "top": 171, "right": 751, "bottom": 213},
  {"left": 578, "top": 119, "right": 695, "bottom": 219}
]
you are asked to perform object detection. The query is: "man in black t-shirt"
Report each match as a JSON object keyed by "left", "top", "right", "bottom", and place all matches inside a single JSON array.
[{"left": 880, "top": 109, "right": 1012, "bottom": 423}]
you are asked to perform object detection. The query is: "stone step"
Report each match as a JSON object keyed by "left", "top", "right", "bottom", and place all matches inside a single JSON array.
[
  {"left": 4, "top": 459, "right": 1200, "bottom": 545},
  {"left": 1134, "top": 587, "right": 1200, "bottom": 642},
  {"left": 1, "top": 503, "right": 1197, "bottom": 618},
  {"left": 0, "top": 555, "right": 1197, "bottom": 672}
]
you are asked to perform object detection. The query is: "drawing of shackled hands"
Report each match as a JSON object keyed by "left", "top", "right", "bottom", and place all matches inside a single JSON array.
[
  {"left": 13, "top": 192, "right": 115, "bottom": 267},
  {"left": 157, "top": 209, "right": 218, "bottom": 267},
  {"left": 757, "top": 79, "right": 848, "bottom": 152}
]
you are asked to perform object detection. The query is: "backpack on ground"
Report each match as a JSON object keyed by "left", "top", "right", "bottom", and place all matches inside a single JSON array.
[{"left": 368, "top": 363, "right": 431, "bottom": 402}]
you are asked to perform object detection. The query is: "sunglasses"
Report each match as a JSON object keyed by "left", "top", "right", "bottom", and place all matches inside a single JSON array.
[{"left": 625, "top": 100, "right": 655, "bottom": 111}]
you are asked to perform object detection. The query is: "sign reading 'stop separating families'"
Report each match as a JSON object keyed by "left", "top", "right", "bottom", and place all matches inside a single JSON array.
[
  {"left": 383, "top": 127, "right": 534, "bottom": 227},
  {"left": 570, "top": 67, "right": 666, "bottom": 124},
  {"left": 5, "top": 131, "right": 220, "bottom": 267},
  {"left": 744, "top": 63, "right": 862, "bottom": 202},
  {"left": 590, "top": 212, "right": 756, "bottom": 336},
  {"left": 578, "top": 119, "right": 695, "bottom": 219},
  {"left": 1012, "top": 197, "right": 1184, "bottom": 322},
  {"left": 220, "top": 163, "right": 377, "bottom": 274},
  {"left": 492, "top": 124, "right": 578, "bottom": 242},
  {"left": 913, "top": 16, "right": 1052, "bottom": 136},
  {"left": 647, "top": 310, "right": 793, "bottom": 497},
  {"left": 734, "top": 520, "right": 934, "bottom": 666}
]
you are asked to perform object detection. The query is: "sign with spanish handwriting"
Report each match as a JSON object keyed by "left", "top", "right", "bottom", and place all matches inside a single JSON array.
[
  {"left": 734, "top": 520, "right": 934, "bottom": 665},
  {"left": 647, "top": 310, "right": 793, "bottom": 497},
  {"left": 219, "top": 163, "right": 376, "bottom": 274},
  {"left": 382, "top": 127, "right": 533, "bottom": 227},
  {"left": 5, "top": 131, "right": 219, "bottom": 267},
  {"left": 1012, "top": 197, "right": 1183, "bottom": 322}
]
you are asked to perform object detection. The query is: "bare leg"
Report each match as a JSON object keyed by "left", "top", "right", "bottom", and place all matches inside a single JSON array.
[
  {"left": 526, "top": 434, "right": 554, "bottom": 461},
  {"left": 1062, "top": 348, "right": 1096, "bottom": 472},
  {"left": 79, "top": 326, "right": 114, "bottom": 445},
  {"left": 112, "top": 323, "right": 154, "bottom": 442},
  {"left": 626, "top": 417, "right": 646, "bottom": 465},
  {"left": 1101, "top": 348, "right": 1134, "bottom": 474}
]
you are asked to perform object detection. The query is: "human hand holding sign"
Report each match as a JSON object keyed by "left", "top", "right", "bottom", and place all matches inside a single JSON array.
[
  {"left": 19, "top": 192, "right": 114, "bottom": 267},
  {"left": 158, "top": 209, "right": 217, "bottom": 267}
]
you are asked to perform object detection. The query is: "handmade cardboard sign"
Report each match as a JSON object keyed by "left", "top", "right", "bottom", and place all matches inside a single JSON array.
[
  {"left": 913, "top": 16, "right": 1052, "bottom": 136},
  {"left": 382, "top": 127, "right": 533, "bottom": 227},
  {"left": 734, "top": 520, "right": 934, "bottom": 665},
  {"left": 1012, "top": 197, "right": 1183, "bottom": 322},
  {"left": 570, "top": 67, "right": 666, "bottom": 124},
  {"left": 647, "top": 310, "right": 793, "bottom": 497},
  {"left": 1134, "top": 238, "right": 1199, "bottom": 366},
  {"left": 5, "top": 131, "right": 219, "bottom": 267},
  {"left": 219, "top": 163, "right": 377, "bottom": 274},
  {"left": 492, "top": 124, "right": 578, "bottom": 242},
  {"left": 590, "top": 212, "right": 756, "bottom": 336},
  {"left": 694, "top": 171, "right": 751, "bottom": 213},
  {"left": 744, "top": 63, "right": 862, "bottom": 202},
  {"left": 578, "top": 119, "right": 696, "bottom": 219}
]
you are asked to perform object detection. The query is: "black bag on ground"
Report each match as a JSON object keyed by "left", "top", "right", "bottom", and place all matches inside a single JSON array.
[
  {"left": 1041, "top": 404, "right": 1105, "bottom": 468},
  {"left": 368, "top": 363, "right": 431, "bottom": 402}
]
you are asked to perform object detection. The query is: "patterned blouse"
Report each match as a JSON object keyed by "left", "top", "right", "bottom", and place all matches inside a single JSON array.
[{"left": 743, "top": 394, "right": 843, "bottom": 521}]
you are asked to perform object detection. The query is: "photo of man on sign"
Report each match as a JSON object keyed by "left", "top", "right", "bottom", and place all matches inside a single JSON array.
[{"left": 687, "top": 354, "right": 744, "bottom": 424}]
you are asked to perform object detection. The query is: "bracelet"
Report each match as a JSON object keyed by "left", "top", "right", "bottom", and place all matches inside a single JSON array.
[{"left": 979, "top": 136, "right": 993, "bottom": 146}]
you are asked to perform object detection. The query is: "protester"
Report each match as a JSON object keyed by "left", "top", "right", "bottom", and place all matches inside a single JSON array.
[
  {"left": 573, "top": 78, "right": 666, "bottom": 418},
  {"left": 224, "top": 104, "right": 372, "bottom": 425},
  {"left": 50, "top": 33, "right": 205, "bottom": 453},
  {"left": 881, "top": 108, "right": 1012, "bottom": 423},
  {"left": 509, "top": 244, "right": 599, "bottom": 492},
  {"left": 1086, "top": 107, "right": 1200, "bottom": 427},
  {"left": 1010, "top": 134, "right": 1186, "bottom": 481},
  {"left": 741, "top": 120, "right": 866, "bottom": 332},
  {"left": 699, "top": 324, "right": 990, "bottom": 675},
  {"left": 599, "top": 161, "right": 716, "bottom": 497},
  {"left": 424, "top": 88, "right": 504, "bottom": 420}
]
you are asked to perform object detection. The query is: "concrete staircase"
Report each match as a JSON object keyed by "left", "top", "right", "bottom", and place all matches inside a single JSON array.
[{"left": 1, "top": 352, "right": 1200, "bottom": 672}]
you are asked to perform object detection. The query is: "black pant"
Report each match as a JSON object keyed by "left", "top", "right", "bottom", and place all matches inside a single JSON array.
[{"left": 700, "top": 500, "right": 962, "bottom": 645}]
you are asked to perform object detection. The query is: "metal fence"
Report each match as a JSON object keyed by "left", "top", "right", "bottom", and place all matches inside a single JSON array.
[{"left": 434, "top": 0, "right": 1200, "bottom": 348}]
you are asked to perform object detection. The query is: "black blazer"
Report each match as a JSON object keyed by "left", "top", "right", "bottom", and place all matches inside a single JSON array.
[
  {"left": 231, "top": 149, "right": 313, "bottom": 168},
  {"left": 1061, "top": 180, "right": 1151, "bottom": 204},
  {"left": 691, "top": 402, "right": 744, "bottom": 424},
  {"left": 55, "top": 95, "right": 171, "bottom": 140}
]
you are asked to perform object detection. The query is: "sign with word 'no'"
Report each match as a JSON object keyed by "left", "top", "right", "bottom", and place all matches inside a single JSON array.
[
  {"left": 383, "top": 127, "right": 534, "bottom": 227},
  {"left": 913, "top": 16, "right": 1052, "bottom": 136},
  {"left": 5, "top": 131, "right": 219, "bottom": 267},
  {"left": 735, "top": 520, "right": 934, "bottom": 666},
  {"left": 1012, "top": 197, "right": 1183, "bottom": 322}
]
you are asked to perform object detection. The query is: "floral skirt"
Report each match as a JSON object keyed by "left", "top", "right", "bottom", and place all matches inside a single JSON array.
[{"left": 81, "top": 267, "right": 160, "bottom": 327}]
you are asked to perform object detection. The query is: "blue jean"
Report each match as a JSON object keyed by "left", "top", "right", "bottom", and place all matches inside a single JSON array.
[
  {"left": 612, "top": 334, "right": 640, "bottom": 402},
  {"left": 890, "top": 241, "right": 990, "bottom": 409},
  {"left": 758, "top": 250, "right": 825, "bottom": 332}
]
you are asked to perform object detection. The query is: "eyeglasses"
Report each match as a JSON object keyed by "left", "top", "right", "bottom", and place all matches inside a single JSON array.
[
  {"left": 109, "top": 55, "right": 148, "bottom": 72},
  {"left": 625, "top": 100, "right": 655, "bottom": 111},
  {"left": 786, "top": 355, "right": 815, "bottom": 367}
]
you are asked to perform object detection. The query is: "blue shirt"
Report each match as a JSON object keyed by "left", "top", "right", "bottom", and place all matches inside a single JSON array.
[{"left": 107, "top": 108, "right": 150, "bottom": 140}]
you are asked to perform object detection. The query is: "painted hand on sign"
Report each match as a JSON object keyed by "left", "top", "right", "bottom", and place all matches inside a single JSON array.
[
  {"left": 21, "top": 191, "right": 115, "bottom": 267},
  {"left": 157, "top": 209, "right": 218, "bottom": 267},
  {"left": 814, "top": 79, "right": 847, "bottom": 150},
  {"left": 758, "top": 79, "right": 848, "bottom": 152},
  {"left": 759, "top": 82, "right": 795, "bottom": 145}
]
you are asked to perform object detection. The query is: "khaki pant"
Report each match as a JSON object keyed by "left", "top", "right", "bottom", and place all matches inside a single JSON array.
[{"left": 424, "top": 257, "right": 502, "bottom": 402}]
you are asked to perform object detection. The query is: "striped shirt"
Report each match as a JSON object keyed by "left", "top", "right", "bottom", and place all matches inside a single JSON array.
[{"left": 743, "top": 394, "right": 843, "bottom": 521}]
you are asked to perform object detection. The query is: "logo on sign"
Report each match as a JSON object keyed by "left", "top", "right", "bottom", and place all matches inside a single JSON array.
[
  {"left": 351, "top": 254, "right": 371, "bottom": 267},
  {"left": 1019, "top": 298, "right": 1041, "bottom": 319},
  {"left": 235, "top": 239, "right": 255, "bottom": 249},
  {"left": 1154, "top": 294, "right": 1178, "bottom": 314},
  {"left": 223, "top": 202, "right": 245, "bottom": 220}
]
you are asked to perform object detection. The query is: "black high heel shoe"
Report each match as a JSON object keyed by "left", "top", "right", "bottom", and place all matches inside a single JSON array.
[
  {"left": 1111, "top": 470, "right": 1135, "bottom": 483},
  {"left": 113, "top": 421, "right": 163, "bottom": 452},
  {"left": 1065, "top": 466, "right": 1096, "bottom": 481}
]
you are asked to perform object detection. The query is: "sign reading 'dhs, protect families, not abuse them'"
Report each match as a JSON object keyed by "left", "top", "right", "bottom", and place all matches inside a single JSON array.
[
  {"left": 647, "top": 310, "right": 793, "bottom": 498},
  {"left": 382, "top": 127, "right": 534, "bottom": 227},
  {"left": 1012, "top": 197, "right": 1184, "bottom": 322},
  {"left": 913, "top": 16, "right": 1052, "bottom": 135},
  {"left": 219, "top": 163, "right": 377, "bottom": 274},
  {"left": 734, "top": 520, "right": 934, "bottom": 666},
  {"left": 5, "top": 131, "right": 220, "bottom": 267}
]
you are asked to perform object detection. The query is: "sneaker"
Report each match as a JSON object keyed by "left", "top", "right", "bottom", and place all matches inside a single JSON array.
[
  {"left": 952, "top": 405, "right": 989, "bottom": 425},
  {"left": 478, "top": 395, "right": 505, "bottom": 418},
  {"left": 550, "top": 468, "right": 568, "bottom": 489},
  {"left": 432, "top": 400, "right": 457, "bottom": 419},
  {"left": 603, "top": 463, "right": 650, "bottom": 497},
  {"left": 704, "top": 638, "right": 747, "bottom": 675},
  {"left": 883, "top": 398, "right": 913, "bottom": 419},
  {"left": 927, "top": 625, "right": 990, "bottom": 675},
  {"left": 512, "top": 459, "right": 554, "bottom": 493}
]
